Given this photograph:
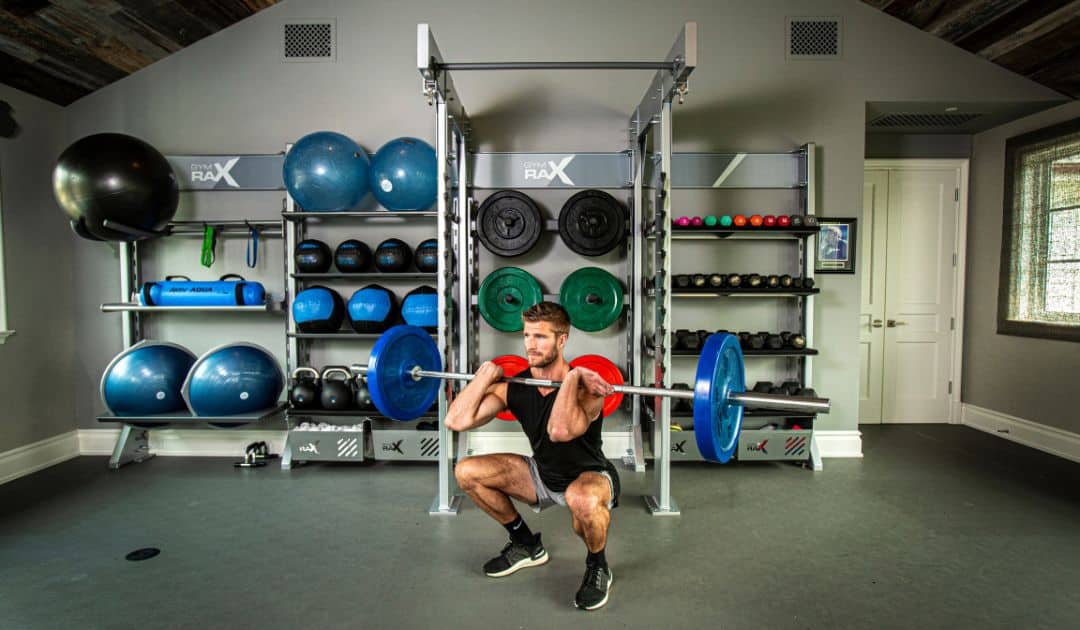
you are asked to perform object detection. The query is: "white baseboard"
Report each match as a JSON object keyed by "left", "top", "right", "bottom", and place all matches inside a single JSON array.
[
  {"left": 78, "top": 428, "right": 287, "bottom": 457},
  {"left": 0, "top": 431, "right": 80, "bottom": 485},
  {"left": 814, "top": 430, "right": 863, "bottom": 458},
  {"left": 961, "top": 404, "right": 1080, "bottom": 463}
]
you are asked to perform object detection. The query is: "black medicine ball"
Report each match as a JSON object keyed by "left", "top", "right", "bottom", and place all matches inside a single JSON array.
[
  {"left": 374, "top": 238, "right": 413, "bottom": 273},
  {"left": 295, "top": 239, "right": 332, "bottom": 273},
  {"left": 414, "top": 238, "right": 438, "bottom": 273},
  {"left": 335, "top": 239, "right": 372, "bottom": 273}
]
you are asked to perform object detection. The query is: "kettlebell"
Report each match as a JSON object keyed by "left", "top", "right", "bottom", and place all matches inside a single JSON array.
[
  {"left": 353, "top": 374, "right": 374, "bottom": 411},
  {"left": 289, "top": 367, "right": 320, "bottom": 409},
  {"left": 320, "top": 367, "right": 354, "bottom": 410}
]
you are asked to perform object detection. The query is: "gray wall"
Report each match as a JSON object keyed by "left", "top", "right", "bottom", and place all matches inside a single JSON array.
[
  {"left": 61, "top": 0, "right": 1063, "bottom": 437},
  {"left": 0, "top": 85, "right": 75, "bottom": 452},
  {"left": 964, "top": 100, "right": 1080, "bottom": 432},
  {"left": 865, "top": 134, "right": 972, "bottom": 159}
]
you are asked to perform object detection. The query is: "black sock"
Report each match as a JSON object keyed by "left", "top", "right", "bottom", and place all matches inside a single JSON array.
[
  {"left": 587, "top": 548, "right": 607, "bottom": 568},
  {"left": 503, "top": 514, "right": 536, "bottom": 545}
]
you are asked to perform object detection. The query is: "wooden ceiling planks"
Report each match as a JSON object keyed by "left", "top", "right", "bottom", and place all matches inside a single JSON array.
[{"left": 0, "top": 0, "right": 278, "bottom": 105}]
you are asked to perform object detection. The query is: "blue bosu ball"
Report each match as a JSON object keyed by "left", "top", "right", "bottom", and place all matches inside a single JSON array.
[
  {"left": 283, "top": 131, "right": 370, "bottom": 211},
  {"left": 183, "top": 343, "right": 284, "bottom": 416},
  {"left": 369, "top": 137, "right": 437, "bottom": 211},
  {"left": 100, "top": 342, "right": 197, "bottom": 416}
]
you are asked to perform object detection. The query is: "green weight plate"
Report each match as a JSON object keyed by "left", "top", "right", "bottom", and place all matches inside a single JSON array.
[
  {"left": 478, "top": 267, "right": 543, "bottom": 332},
  {"left": 559, "top": 267, "right": 623, "bottom": 332}
]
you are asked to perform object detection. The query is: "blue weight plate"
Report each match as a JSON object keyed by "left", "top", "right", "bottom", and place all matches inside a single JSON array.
[
  {"left": 367, "top": 325, "right": 442, "bottom": 421},
  {"left": 693, "top": 333, "right": 745, "bottom": 463}
]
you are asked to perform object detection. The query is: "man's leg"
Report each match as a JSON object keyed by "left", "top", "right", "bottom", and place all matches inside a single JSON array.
[
  {"left": 455, "top": 454, "right": 548, "bottom": 577},
  {"left": 565, "top": 472, "right": 614, "bottom": 610}
]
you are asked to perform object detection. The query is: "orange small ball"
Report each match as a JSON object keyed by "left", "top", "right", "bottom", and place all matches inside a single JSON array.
[
  {"left": 749, "top": 214, "right": 764, "bottom": 227},
  {"left": 733, "top": 214, "right": 748, "bottom": 227}
]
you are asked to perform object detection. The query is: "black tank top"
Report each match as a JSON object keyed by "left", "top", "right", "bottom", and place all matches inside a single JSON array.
[{"left": 506, "top": 367, "right": 608, "bottom": 492}]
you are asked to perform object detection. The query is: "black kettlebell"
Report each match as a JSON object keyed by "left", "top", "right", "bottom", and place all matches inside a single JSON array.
[
  {"left": 289, "top": 367, "right": 320, "bottom": 409},
  {"left": 319, "top": 367, "right": 354, "bottom": 410},
  {"left": 353, "top": 374, "right": 374, "bottom": 411}
]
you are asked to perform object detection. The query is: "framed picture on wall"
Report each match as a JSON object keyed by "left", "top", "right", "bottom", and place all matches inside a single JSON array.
[{"left": 815, "top": 218, "right": 857, "bottom": 274}]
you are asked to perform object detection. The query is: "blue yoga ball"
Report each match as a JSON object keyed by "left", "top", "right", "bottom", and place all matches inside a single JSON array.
[
  {"left": 283, "top": 131, "right": 370, "bottom": 211},
  {"left": 100, "top": 342, "right": 197, "bottom": 416},
  {"left": 369, "top": 137, "right": 437, "bottom": 211},
  {"left": 184, "top": 343, "right": 284, "bottom": 416}
]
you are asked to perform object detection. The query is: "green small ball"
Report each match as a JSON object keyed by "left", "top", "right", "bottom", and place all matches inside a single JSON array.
[{"left": 719, "top": 215, "right": 733, "bottom": 227}]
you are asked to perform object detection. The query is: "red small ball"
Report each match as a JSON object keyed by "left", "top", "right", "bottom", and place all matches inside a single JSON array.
[{"left": 763, "top": 215, "right": 777, "bottom": 227}]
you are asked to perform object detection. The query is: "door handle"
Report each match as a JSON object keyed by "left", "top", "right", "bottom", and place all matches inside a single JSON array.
[
  {"left": 871, "top": 319, "right": 883, "bottom": 329},
  {"left": 886, "top": 319, "right": 906, "bottom": 327}
]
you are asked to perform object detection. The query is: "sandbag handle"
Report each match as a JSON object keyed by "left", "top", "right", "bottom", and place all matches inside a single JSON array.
[
  {"left": 165, "top": 275, "right": 192, "bottom": 281},
  {"left": 219, "top": 274, "right": 246, "bottom": 281}
]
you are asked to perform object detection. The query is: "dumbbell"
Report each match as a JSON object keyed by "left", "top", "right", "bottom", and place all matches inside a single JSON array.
[
  {"left": 748, "top": 333, "right": 766, "bottom": 350},
  {"left": 674, "top": 274, "right": 691, "bottom": 289},
  {"left": 672, "top": 383, "right": 692, "bottom": 412},
  {"left": 747, "top": 274, "right": 763, "bottom": 288},
  {"left": 763, "top": 215, "right": 777, "bottom": 227},
  {"left": 737, "top": 331, "right": 752, "bottom": 348},
  {"left": 703, "top": 216, "right": 719, "bottom": 227},
  {"left": 766, "top": 274, "right": 780, "bottom": 289},
  {"left": 779, "top": 274, "right": 794, "bottom": 288},
  {"left": 692, "top": 274, "right": 707, "bottom": 288},
  {"left": 801, "top": 277, "right": 815, "bottom": 290},
  {"left": 789, "top": 334, "right": 807, "bottom": 349},
  {"left": 690, "top": 216, "right": 704, "bottom": 227},
  {"left": 803, "top": 216, "right": 819, "bottom": 227},
  {"left": 673, "top": 329, "right": 690, "bottom": 350},
  {"left": 752, "top": 381, "right": 773, "bottom": 394},
  {"left": 766, "top": 334, "right": 784, "bottom": 350},
  {"left": 727, "top": 273, "right": 743, "bottom": 288},
  {"left": 675, "top": 216, "right": 691, "bottom": 227},
  {"left": 777, "top": 215, "right": 791, "bottom": 228},
  {"left": 696, "top": 329, "right": 711, "bottom": 348},
  {"left": 733, "top": 215, "right": 748, "bottom": 227},
  {"left": 749, "top": 214, "right": 763, "bottom": 227},
  {"left": 708, "top": 273, "right": 725, "bottom": 288},
  {"left": 789, "top": 215, "right": 804, "bottom": 227},
  {"left": 780, "top": 381, "right": 802, "bottom": 396},
  {"left": 796, "top": 387, "right": 817, "bottom": 398}
]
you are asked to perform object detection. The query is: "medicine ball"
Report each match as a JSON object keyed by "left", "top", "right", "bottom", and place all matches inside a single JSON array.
[
  {"left": 369, "top": 137, "right": 437, "bottom": 211},
  {"left": 293, "top": 286, "right": 345, "bottom": 333},
  {"left": 374, "top": 238, "right": 413, "bottom": 272},
  {"left": 295, "top": 239, "right": 332, "bottom": 273},
  {"left": 100, "top": 341, "right": 196, "bottom": 416},
  {"left": 53, "top": 133, "right": 179, "bottom": 241},
  {"left": 334, "top": 239, "right": 372, "bottom": 273},
  {"left": 414, "top": 238, "right": 438, "bottom": 273},
  {"left": 402, "top": 285, "right": 438, "bottom": 332},
  {"left": 347, "top": 284, "right": 400, "bottom": 333},
  {"left": 282, "top": 131, "right": 370, "bottom": 212},
  {"left": 183, "top": 343, "right": 285, "bottom": 416}
]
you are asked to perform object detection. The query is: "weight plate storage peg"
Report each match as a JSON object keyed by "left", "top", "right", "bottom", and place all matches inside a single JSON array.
[
  {"left": 559, "top": 267, "right": 624, "bottom": 332},
  {"left": 478, "top": 267, "right": 544, "bottom": 332},
  {"left": 477, "top": 190, "right": 543, "bottom": 257},
  {"left": 558, "top": 190, "right": 627, "bottom": 256}
]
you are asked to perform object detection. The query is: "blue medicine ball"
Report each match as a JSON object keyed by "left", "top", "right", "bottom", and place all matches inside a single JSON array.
[
  {"left": 369, "top": 137, "right": 437, "bottom": 211},
  {"left": 414, "top": 238, "right": 438, "bottom": 273},
  {"left": 283, "top": 131, "right": 370, "bottom": 212},
  {"left": 402, "top": 285, "right": 438, "bottom": 332},
  {"left": 293, "top": 286, "right": 345, "bottom": 333},
  {"left": 347, "top": 284, "right": 400, "bottom": 333},
  {"left": 100, "top": 342, "right": 196, "bottom": 416},
  {"left": 184, "top": 343, "right": 284, "bottom": 416}
]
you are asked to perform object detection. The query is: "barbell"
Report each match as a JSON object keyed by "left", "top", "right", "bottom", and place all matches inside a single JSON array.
[{"left": 351, "top": 325, "right": 830, "bottom": 463}]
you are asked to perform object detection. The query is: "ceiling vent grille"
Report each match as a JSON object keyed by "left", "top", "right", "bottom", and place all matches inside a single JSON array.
[
  {"left": 787, "top": 17, "right": 842, "bottom": 58},
  {"left": 283, "top": 20, "right": 335, "bottom": 62},
  {"left": 868, "top": 113, "right": 983, "bottom": 128}
]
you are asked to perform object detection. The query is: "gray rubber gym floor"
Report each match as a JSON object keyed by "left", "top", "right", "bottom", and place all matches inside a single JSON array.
[{"left": 2, "top": 424, "right": 1078, "bottom": 629}]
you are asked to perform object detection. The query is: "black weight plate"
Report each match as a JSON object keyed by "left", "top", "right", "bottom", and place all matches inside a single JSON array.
[
  {"left": 558, "top": 190, "right": 627, "bottom": 257},
  {"left": 477, "top": 190, "right": 543, "bottom": 257}
]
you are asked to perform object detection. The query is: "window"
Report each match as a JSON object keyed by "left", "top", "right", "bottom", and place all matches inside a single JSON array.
[{"left": 998, "top": 117, "right": 1080, "bottom": 341}]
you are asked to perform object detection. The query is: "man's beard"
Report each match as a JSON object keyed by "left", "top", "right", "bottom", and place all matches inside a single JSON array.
[{"left": 528, "top": 347, "right": 557, "bottom": 368}]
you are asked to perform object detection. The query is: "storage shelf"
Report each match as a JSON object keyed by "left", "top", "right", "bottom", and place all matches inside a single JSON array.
[
  {"left": 101, "top": 302, "right": 282, "bottom": 313},
  {"left": 96, "top": 403, "right": 286, "bottom": 425},
  {"left": 287, "top": 408, "right": 438, "bottom": 421},
  {"left": 288, "top": 331, "right": 436, "bottom": 339},
  {"left": 664, "top": 288, "right": 819, "bottom": 298},
  {"left": 283, "top": 211, "right": 437, "bottom": 221},
  {"left": 292, "top": 272, "right": 437, "bottom": 280},
  {"left": 669, "top": 348, "right": 818, "bottom": 357},
  {"left": 669, "top": 409, "right": 816, "bottom": 420},
  {"left": 649, "top": 226, "right": 818, "bottom": 240}
]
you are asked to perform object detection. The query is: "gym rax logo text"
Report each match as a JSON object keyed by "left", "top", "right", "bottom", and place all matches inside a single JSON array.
[
  {"left": 746, "top": 440, "right": 768, "bottom": 454},
  {"left": 298, "top": 442, "right": 319, "bottom": 455},
  {"left": 190, "top": 157, "right": 240, "bottom": 187},
  {"left": 523, "top": 155, "right": 574, "bottom": 185},
  {"left": 382, "top": 440, "right": 405, "bottom": 455}
]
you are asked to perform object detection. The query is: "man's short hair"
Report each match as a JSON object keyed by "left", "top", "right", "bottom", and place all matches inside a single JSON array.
[{"left": 521, "top": 301, "right": 571, "bottom": 336}]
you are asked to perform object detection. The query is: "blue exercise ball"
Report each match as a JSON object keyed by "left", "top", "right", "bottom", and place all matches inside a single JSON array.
[
  {"left": 369, "top": 137, "right": 437, "bottom": 211},
  {"left": 283, "top": 131, "right": 370, "bottom": 211},
  {"left": 100, "top": 342, "right": 196, "bottom": 416},
  {"left": 183, "top": 343, "right": 284, "bottom": 416}
]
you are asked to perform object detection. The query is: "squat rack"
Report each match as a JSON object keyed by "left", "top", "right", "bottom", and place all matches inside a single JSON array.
[{"left": 418, "top": 22, "right": 696, "bottom": 516}]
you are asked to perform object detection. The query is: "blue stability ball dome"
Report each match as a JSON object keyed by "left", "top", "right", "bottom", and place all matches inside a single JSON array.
[
  {"left": 283, "top": 131, "right": 370, "bottom": 211},
  {"left": 100, "top": 342, "right": 197, "bottom": 416},
  {"left": 369, "top": 137, "right": 437, "bottom": 211},
  {"left": 184, "top": 343, "right": 285, "bottom": 416}
]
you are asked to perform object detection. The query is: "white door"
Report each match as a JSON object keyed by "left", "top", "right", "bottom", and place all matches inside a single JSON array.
[
  {"left": 881, "top": 167, "right": 959, "bottom": 423},
  {"left": 859, "top": 170, "right": 888, "bottom": 423}
]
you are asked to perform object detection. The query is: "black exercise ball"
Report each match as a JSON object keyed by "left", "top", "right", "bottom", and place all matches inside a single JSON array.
[
  {"left": 295, "top": 239, "right": 332, "bottom": 273},
  {"left": 374, "top": 238, "right": 413, "bottom": 272},
  {"left": 53, "top": 133, "right": 179, "bottom": 241},
  {"left": 414, "top": 238, "right": 438, "bottom": 273},
  {"left": 334, "top": 239, "right": 372, "bottom": 273}
]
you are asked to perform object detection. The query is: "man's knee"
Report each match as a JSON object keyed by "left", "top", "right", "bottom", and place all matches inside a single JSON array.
[
  {"left": 566, "top": 485, "right": 605, "bottom": 517},
  {"left": 454, "top": 456, "right": 483, "bottom": 490}
]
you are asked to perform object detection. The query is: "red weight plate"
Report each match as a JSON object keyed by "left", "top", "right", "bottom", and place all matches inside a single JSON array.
[
  {"left": 569, "top": 355, "right": 625, "bottom": 418},
  {"left": 492, "top": 355, "right": 529, "bottom": 420}
]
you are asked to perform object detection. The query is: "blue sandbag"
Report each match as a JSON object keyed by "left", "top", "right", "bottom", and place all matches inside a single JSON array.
[{"left": 139, "top": 275, "right": 265, "bottom": 307}]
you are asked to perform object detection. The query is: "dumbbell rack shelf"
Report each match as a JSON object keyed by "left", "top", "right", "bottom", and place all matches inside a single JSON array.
[
  {"left": 667, "top": 409, "right": 816, "bottom": 419},
  {"left": 668, "top": 348, "right": 819, "bottom": 357},
  {"left": 668, "top": 289, "right": 820, "bottom": 297},
  {"left": 290, "top": 272, "right": 437, "bottom": 280},
  {"left": 662, "top": 227, "right": 820, "bottom": 239}
]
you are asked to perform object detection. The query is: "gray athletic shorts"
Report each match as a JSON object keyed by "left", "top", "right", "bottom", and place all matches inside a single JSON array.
[{"left": 521, "top": 455, "right": 618, "bottom": 513}]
